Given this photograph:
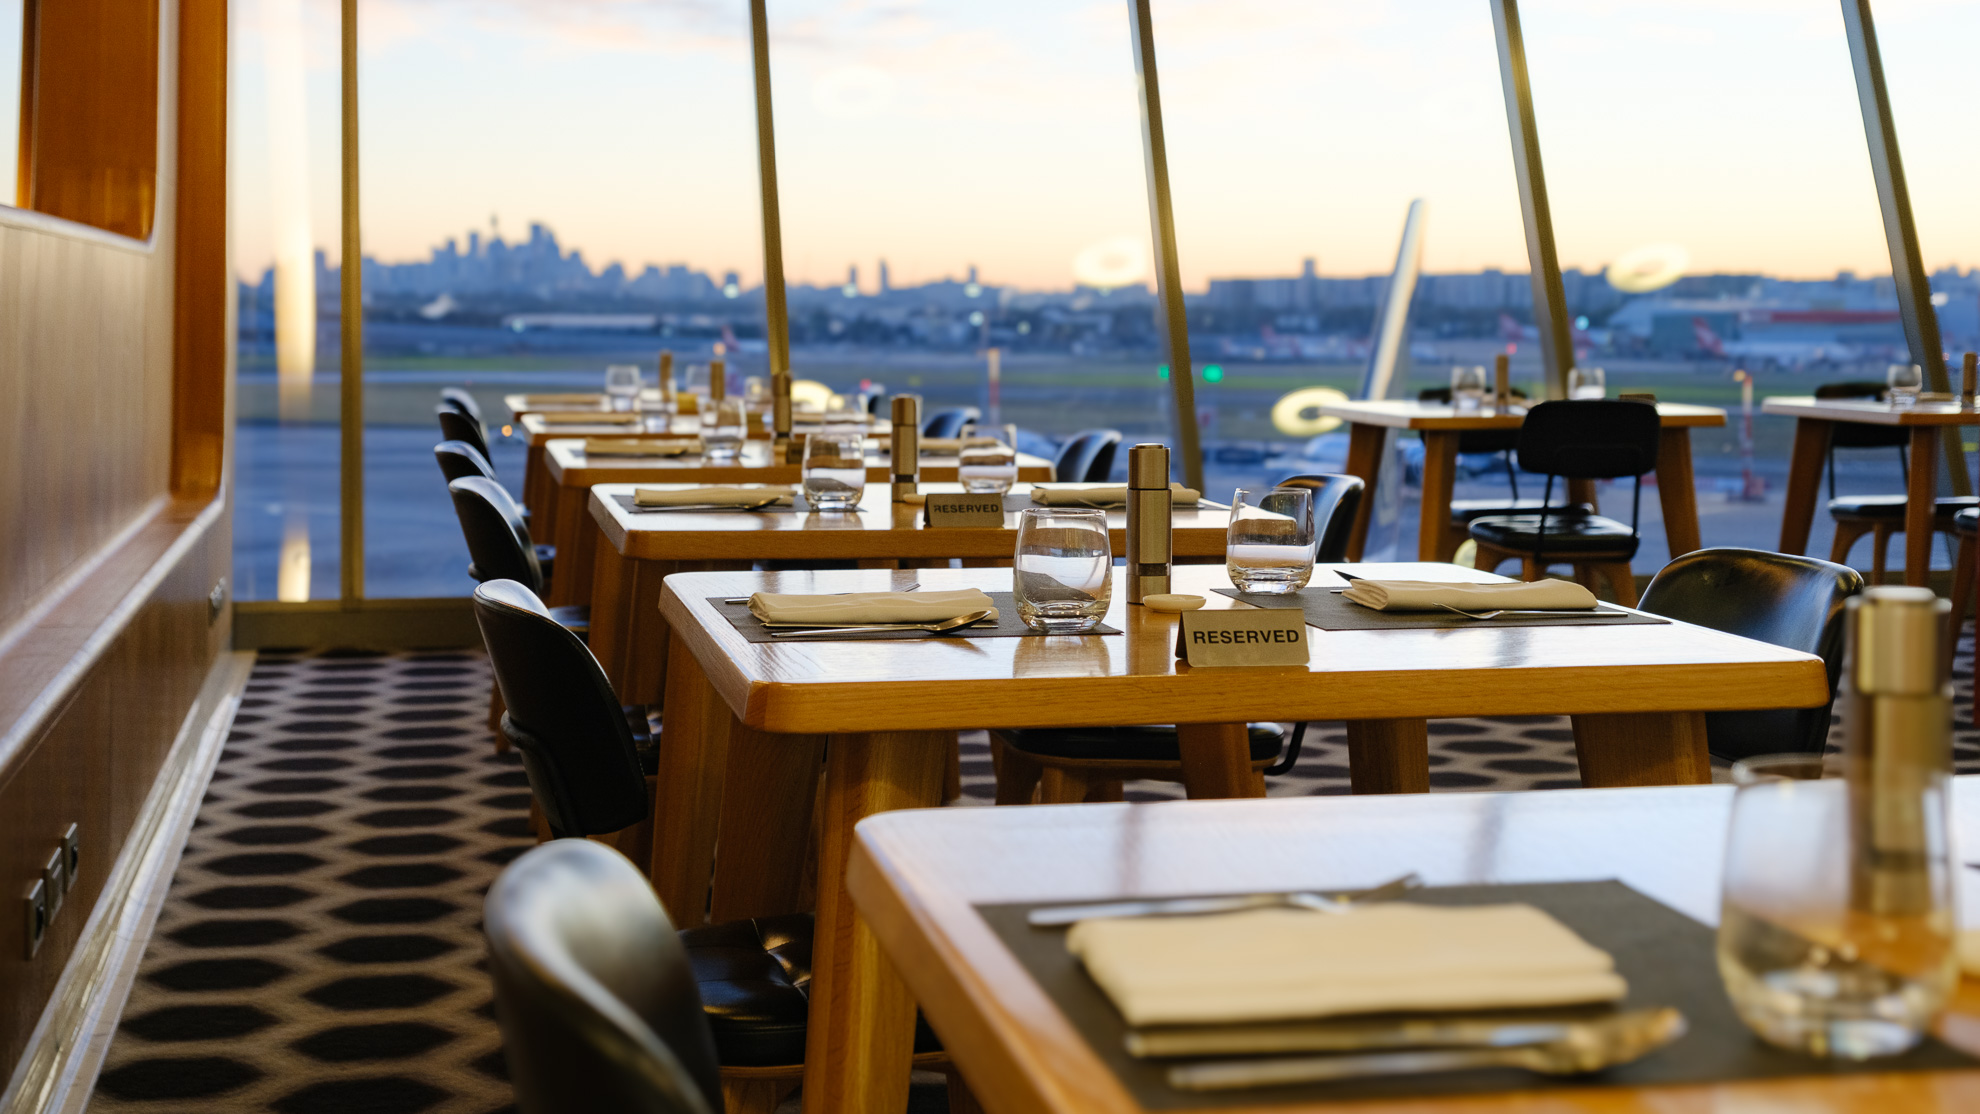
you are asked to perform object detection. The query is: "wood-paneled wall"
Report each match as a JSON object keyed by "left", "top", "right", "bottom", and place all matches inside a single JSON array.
[{"left": 0, "top": 0, "right": 233, "bottom": 1079}]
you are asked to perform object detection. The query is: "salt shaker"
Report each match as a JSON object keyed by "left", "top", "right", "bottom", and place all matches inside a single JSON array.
[
  {"left": 891, "top": 395, "right": 920, "bottom": 502},
  {"left": 1493, "top": 353, "right": 1511, "bottom": 410},
  {"left": 1962, "top": 352, "right": 1976, "bottom": 410},
  {"left": 1125, "top": 443, "right": 1172, "bottom": 604},
  {"left": 657, "top": 350, "right": 675, "bottom": 408},
  {"left": 710, "top": 358, "right": 727, "bottom": 402},
  {"left": 771, "top": 372, "right": 793, "bottom": 460}
]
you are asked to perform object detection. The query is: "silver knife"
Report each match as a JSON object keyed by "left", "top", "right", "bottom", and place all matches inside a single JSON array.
[{"left": 1026, "top": 873, "right": 1421, "bottom": 927}]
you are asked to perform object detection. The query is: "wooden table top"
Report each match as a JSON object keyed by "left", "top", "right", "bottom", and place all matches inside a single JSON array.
[
  {"left": 655, "top": 564, "right": 1827, "bottom": 736},
  {"left": 1761, "top": 396, "right": 1980, "bottom": 426},
  {"left": 848, "top": 781, "right": 1980, "bottom": 1114},
  {"left": 545, "top": 440, "right": 1056, "bottom": 487},
  {"left": 590, "top": 482, "right": 1234, "bottom": 562},
  {"left": 1319, "top": 399, "right": 1725, "bottom": 431}
]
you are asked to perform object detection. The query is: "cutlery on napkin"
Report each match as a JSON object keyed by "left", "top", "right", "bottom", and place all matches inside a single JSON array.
[
  {"left": 1341, "top": 578, "right": 1599, "bottom": 613},
  {"left": 582, "top": 438, "right": 700, "bottom": 457},
  {"left": 747, "top": 588, "right": 997, "bottom": 627},
  {"left": 632, "top": 485, "right": 795, "bottom": 508},
  {"left": 1030, "top": 482, "right": 1201, "bottom": 507},
  {"left": 1067, "top": 902, "right": 1625, "bottom": 1028}
]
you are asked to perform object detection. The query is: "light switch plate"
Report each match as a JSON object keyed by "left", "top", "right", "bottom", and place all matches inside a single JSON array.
[
  {"left": 42, "top": 848, "right": 66, "bottom": 914},
  {"left": 61, "top": 824, "right": 80, "bottom": 888},
  {"left": 23, "top": 878, "right": 47, "bottom": 959}
]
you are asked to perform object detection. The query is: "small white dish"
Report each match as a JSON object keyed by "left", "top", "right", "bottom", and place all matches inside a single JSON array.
[{"left": 1142, "top": 593, "right": 1205, "bottom": 613}]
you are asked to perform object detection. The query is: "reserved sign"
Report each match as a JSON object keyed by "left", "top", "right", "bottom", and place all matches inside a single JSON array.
[
  {"left": 1175, "top": 608, "right": 1310, "bottom": 667},
  {"left": 924, "top": 493, "right": 1007, "bottom": 528}
]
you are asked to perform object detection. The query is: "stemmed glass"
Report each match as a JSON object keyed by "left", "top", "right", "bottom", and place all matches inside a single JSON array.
[
  {"left": 604, "top": 365, "right": 642, "bottom": 412},
  {"left": 1226, "top": 488, "right": 1316, "bottom": 593},
  {"left": 1013, "top": 508, "right": 1112, "bottom": 632},
  {"left": 1451, "top": 366, "right": 1487, "bottom": 413}
]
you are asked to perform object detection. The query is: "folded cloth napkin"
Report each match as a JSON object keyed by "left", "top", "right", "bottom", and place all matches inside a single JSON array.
[
  {"left": 582, "top": 438, "right": 700, "bottom": 457},
  {"left": 519, "top": 393, "right": 605, "bottom": 407},
  {"left": 1031, "top": 482, "right": 1200, "bottom": 507},
  {"left": 1068, "top": 903, "right": 1626, "bottom": 1028},
  {"left": 909, "top": 436, "right": 1001, "bottom": 455},
  {"left": 1342, "top": 578, "right": 1599, "bottom": 612},
  {"left": 540, "top": 410, "right": 640, "bottom": 425},
  {"left": 631, "top": 485, "right": 794, "bottom": 507},
  {"left": 747, "top": 588, "right": 997, "bottom": 626}
]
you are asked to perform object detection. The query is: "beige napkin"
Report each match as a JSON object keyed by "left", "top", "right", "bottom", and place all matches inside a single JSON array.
[
  {"left": 910, "top": 436, "right": 1001, "bottom": 455},
  {"left": 1342, "top": 578, "right": 1598, "bottom": 612},
  {"left": 747, "top": 588, "right": 997, "bottom": 625},
  {"left": 631, "top": 485, "right": 794, "bottom": 507},
  {"left": 1031, "top": 482, "right": 1200, "bottom": 507},
  {"left": 518, "top": 393, "right": 604, "bottom": 407},
  {"left": 539, "top": 410, "right": 640, "bottom": 425},
  {"left": 582, "top": 438, "right": 700, "bottom": 457},
  {"left": 1068, "top": 903, "right": 1626, "bottom": 1028}
]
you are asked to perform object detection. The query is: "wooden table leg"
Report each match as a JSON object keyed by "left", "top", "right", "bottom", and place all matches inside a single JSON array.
[
  {"left": 588, "top": 544, "right": 637, "bottom": 693},
  {"left": 1175, "top": 723, "right": 1268, "bottom": 798},
  {"left": 1569, "top": 711, "right": 1710, "bottom": 787},
  {"left": 1907, "top": 426, "right": 1940, "bottom": 587},
  {"left": 1342, "top": 422, "right": 1387, "bottom": 561},
  {"left": 546, "top": 486, "right": 601, "bottom": 606},
  {"left": 1778, "top": 418, "right": 1833, "bottom": 555},
  {"left": 1418, "top": 431, "right": 1460, "bottom": 562},
  {"left": 647, "top": 633, "right": 735, "bottom": 925},
  {"left": 709, "top": 722, "right": 825, "bottom": 923},
  {"left": 803, "top": 730, "right": 949, "bottom": 1114},
  {"left": 1655, "top": 428, "right": 1702, "bottom": 558},
  {"left": 523, "top": 443, "right": 549, "bottom": 523},
  {"left": 1344, "top": 719, "right": 1429, "bottom": 793}
]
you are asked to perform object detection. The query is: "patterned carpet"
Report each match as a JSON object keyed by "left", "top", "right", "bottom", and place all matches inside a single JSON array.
[{"left": 85, "top": 641, "right": 1980, "bottom": 1112}]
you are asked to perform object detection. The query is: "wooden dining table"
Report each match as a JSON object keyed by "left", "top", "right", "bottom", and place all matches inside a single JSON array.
[
  {"left": 540, "top": 445, "right": 1057, "bottom": 607},
  {"left": 1763, "top": 396, "right": 1980, "bottom": 587},
  {"left": 649, "top": 562, "right": 1828, "bottom": 1114},
  {"left": 1318, "top": 399, "right": 1726, "bottom": 563},
  {"left": 848, "top": 780, "right": 1980, "bottom": 1114}
]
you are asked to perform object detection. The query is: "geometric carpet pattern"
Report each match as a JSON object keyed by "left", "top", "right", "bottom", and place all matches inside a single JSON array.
[{"left": 87, "top": 638, "right": 1980, "bottom": 1112}]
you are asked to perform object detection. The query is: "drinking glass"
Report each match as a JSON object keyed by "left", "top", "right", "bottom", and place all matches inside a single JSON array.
[
  {"left": 959, "top": 428, "right": 1019, "bottom": 494},
  {"left": 1887, "top": 363, "right": 1923, "bottom": 409},
  {"left": 683, "top": 363, "right": 711, "bottom": 399},
  {"left": 1013, "top": 508, "right": 1112, "bottom": 632},
  {"left": 1568, "top": 366, "right": 1606, "bottom": 400},
  {"left": 744, "top": 376, "right": 768, "bottom": 405},
  {"left": 705, "top": 398, "right": 746, "bottom": 461},
  {"left": 604, "top": 364, "right": 642, "bottom": 411},
  {"left": 1226, "top": 488, "right": 1316, "bottom": 594},
  {"left": 802, "top": 429, "right": 868, "bottom": 511},
  {"left": 1717, "top": 753, "right": 1956, "bottom": 1060},
  {"left": 1451, "top": 366, "right": 1487, "bottom": 413}
]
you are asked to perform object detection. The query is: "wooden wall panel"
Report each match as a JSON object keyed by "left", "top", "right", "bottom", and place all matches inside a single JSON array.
[{"left": 22, "top": 0, "right": 162, "bottom": 240}]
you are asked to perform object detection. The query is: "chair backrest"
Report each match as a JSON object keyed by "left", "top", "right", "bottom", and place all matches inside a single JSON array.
[
  {"left": 435, "top": 439, "right": 499, "bottom": 484},
  {"left": 472, "top": 580, "right": 650, "bottom": 836},
  {"left": 1816, "top": 380, "right": 1909, "bottom": 449},
  {"left": 438, "top": 405, "right": 494, "bottom": 461},
  {"left": 440, "top": 386, "right": 485, "bottom": 425},
  {"left": 922, "top": 406, "right": 981, "bottom": 439},
  {"left": 1514, "top": 399, "right": 1660, "bottom": 480},
  {"left": 449, "top": 477, "right": 544, "bottom": 592},
  {"left": 1054, "top": 429, "right": 1123, "bottom": 483},
  {"left": 1274, "top": 473, "right": 1365, "bottom": 563},
  {"left": 1638, "top": 547, "right": 1862, "bottom": 760},
  {"left": 485, "top": 839, "right": 722, "bottom": 1114}
]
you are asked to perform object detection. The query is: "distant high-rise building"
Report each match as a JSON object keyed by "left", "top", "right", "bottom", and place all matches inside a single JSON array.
[
  {"left": 846, "top": 264, "right": 859, "bottom": 295},
  {"left": 1299, "top": 257, "right": 1317, "bottom": 310},
  {"left": 878, "top": 259, "right": 891, "bottom": 294},
  {"left": 967, "top": 264, "right": 979, "bottom": 284}
]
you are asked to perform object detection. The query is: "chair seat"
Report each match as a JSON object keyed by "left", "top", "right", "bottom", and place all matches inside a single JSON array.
[
  {"left": 534, "top": 543, "right": 556, "bottom": 582},
  {"left": 1468, "top": 513, "right": 1640, "bottom": 559},
  {"left": 681, "top": 914, "right": 939, "bottom": 1067},
  {"left": 1449, "top": 499, "right": 1593, "bottom": 525},
  {"left": 548, "top": 604, "right": 589, "bottom": 635},
  {"left": 1827, "top": 494, "right": 1977, "bottom": 522},
  {"left": 999, "top": 723, "right": 1282, "bottom": 763},
  {"left": 1957, "top": 508, "right": 1979, "bottom": 536}
]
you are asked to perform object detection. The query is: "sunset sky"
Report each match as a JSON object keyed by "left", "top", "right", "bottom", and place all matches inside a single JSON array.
[{"left": 230, "top": 0, "right": 1978, "bottom": 292}]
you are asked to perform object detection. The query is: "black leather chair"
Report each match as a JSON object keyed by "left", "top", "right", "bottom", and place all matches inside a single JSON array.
[
  {"left": 1053, "top": 429, "right": 1123, "bottom": 483},
  {"left": 1816, "top": 380, "right": 1909, "bottom": 497},
  {"left": 440, "top": 386, "right": 485, "bottom": 426},
  {"left": 435, "top": 439, "right": 498, "bottom": 484},
  {"left": 474, "top": 583, "right": 943, "bottom": 1113},
  {"left": 1636, "top": 548, "right": 1862, "bottom": 761},
  {"left": 922, "top": 406, "right": 981, "bottom": 440},
  {"left": 1948, "top": 508, "right": 1978, "bottom": 698},
  {"left": 1467, "top": 400, "right": 1660, "bottom": 606},
  {"left": 1815, "top": 380, "right": 1975, "bottom": 579},
  {"left": 1274, "top": 473, "right": 1364, "bottom": 563},
  {"left": 438, "top": 405, "right": 495, "bottom": 464},
  {"left": 485, "top": 839, "right": 724, "bottom": 1114},
  {"left": 447, "top": 477, "right": 569, "bottom": 626}
]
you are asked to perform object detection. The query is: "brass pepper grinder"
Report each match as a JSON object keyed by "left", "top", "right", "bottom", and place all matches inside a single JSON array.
[
  {"left": 1962, "top": 352, "right": 1976, "bottom": 410},
  {"left": 771, "top": 371, "right": 793, "bottom": 460},
  {"left": 710, "top": 358, "right": 727, "bottom": 403},
  {"left": 1125, "top": 443, "right": 1172, "bottom": 604},
  {"left": 657, "top": 350, "right": 675, "bottom": 409},
  {"left": 1842, "top": 586, "right": 1952, "bottom": 920},
  {"left": 891, "top": 395, "right": 920, "bottom": 502},
  {"left": 1494, "top": 353, "right": 1511, "bottom": 410}
]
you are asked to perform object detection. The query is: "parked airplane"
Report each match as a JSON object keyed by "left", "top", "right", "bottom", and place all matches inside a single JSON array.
[{"left": 1691, "top": 317, "right": 1857, "bottom": 367}]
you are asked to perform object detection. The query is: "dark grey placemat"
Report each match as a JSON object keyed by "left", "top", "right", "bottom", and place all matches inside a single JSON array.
[
  {"left": 615, "top": 492, "right": 1037, "bottom": 516},
  {"left": 1212, "top": 587, "right": 1667, "bottom": 631},
  {"left": 977, "top": 881, "right": 1975, "bottom": 1109},
  {"left": 711, "top": 591, "right": 1119, "bottom": 642}
]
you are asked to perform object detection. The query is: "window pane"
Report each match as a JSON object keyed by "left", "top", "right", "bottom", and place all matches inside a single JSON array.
[
  {"left": 232, "top": 0, "right": 341, "bottom": 602},
  {"left": 356, "top": 1, "right": 760, "bottom": 596},
  {"left": 769, "top": 0, "right": 1167, "bottom": 472},
  {"left": 0, "top": 0, "right": 20, "bottom": 199}
]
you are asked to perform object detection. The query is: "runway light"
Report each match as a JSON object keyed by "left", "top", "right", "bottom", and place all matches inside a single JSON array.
[
  {"left": 1157, "top": 365, "right": 1169, "bottom": 380},
  {"left": 1203, "top": 365, "right": 1224, "bottom": 383}
]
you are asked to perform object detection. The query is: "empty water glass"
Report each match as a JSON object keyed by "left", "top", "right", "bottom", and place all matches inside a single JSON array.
[
  {"left": 1013, "top": 508, "right": 1112, "bottom": 632},
  {"left": 1569, "top": 366, "right": 1606, "bottom": 400},
  {"left": 1451, "top": 365, "right": 1487, "bottom": 413},
  {"left": 604, "top": 364, "right": 642, "bottom": 411},
  {"left": 959, "top": 428, "right": 1019, "bottom": 495},
  {"left": 683, "top": 363, "right": 711, "bottom": 400},
  {"left": 1887, "top": 363, "right": 1923, "bottom": 409},
  {"left": 744, "top": 376, "right": 768, "bottom": 404},
  {"left": 705, "top": 398, "right": 746, "bottom": 462},
  {"left": 1226, "top": 487, "right": 1316, "bottom": 594},
  {"left": 802, "top": 429, "right": 867, "bottom": 511}
]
